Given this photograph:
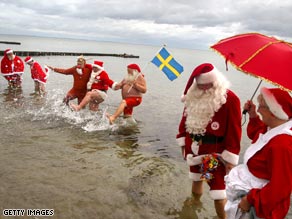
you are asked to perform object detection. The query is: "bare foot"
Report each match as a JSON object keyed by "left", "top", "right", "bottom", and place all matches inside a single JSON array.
[
  {"left": 106, "top": 113, "right": 115, "bottom": 124},
  {"left": 70, "top": 103, "right": 80, "bottom": 111}
]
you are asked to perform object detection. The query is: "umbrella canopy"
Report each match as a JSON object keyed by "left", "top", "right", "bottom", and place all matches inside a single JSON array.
[{"left": 210, "top": 32, "right": 292, "bottom": 91}]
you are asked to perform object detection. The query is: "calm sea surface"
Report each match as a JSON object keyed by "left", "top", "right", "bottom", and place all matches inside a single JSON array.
[{"left": 0, "top": 35, "right": 290, "bottom": 219}]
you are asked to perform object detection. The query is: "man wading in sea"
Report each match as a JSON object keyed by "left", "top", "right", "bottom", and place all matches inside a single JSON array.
[
  {"left": 48, "top": 56, "right": 92, "bottom": 105},
  {"left": 107, "top": 63, "right": 147, "bottom": 124},
  {"left": 176, "top": 63, "right": 242, "bottom": 219},
  {"left": 70, "top": 60, "right": 117, "bottom": 112}
]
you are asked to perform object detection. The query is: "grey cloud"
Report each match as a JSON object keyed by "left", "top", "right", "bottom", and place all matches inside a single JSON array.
[{"left": 1, "top": 0, "right": 292, "bottom": 49}]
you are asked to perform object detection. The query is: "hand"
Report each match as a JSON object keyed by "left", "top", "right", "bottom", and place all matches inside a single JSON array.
[
  {"left": 238, "top": 196, "right": 251, "bottom": 213},
  {"left": 47, "top": 66, "right": 54, "bottom": 71},
  {"left": 126, "top": 81, "right": 134, "bottom": 86},
  {"left": 224, "top": 161, "right": 235, "bottom": 174},
  {"left": 243, "top": 100, "right": 257, "bottom": 118}
]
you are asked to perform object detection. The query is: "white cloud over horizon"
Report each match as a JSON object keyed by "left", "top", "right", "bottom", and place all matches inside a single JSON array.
[{"left": 0, "top": 0, "right": 292, "bottom": 50}]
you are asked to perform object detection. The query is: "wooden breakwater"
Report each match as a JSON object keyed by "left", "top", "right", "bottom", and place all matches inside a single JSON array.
[
  {"left": 0, "top": 41, "right": 21, "bottom": 45},
  {"left": 0, "top": 50, "right": 139, "bottom": 58}
]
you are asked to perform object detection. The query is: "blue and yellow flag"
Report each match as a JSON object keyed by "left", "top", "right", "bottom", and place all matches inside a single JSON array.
[{"left": 151, "top": 47, "right": 184, "bottom": 81}]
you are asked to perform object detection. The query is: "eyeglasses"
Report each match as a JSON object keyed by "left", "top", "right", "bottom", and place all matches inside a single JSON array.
[{"left": 197, "top": 83, "right": 213, "bottom": 90}]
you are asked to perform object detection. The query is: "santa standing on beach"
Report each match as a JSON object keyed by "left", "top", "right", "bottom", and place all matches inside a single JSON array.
[
  {"left": 1, "top": 48, "right": 24, "bottom": 88},
  {"left": 176, "top": 63, "right": 242, "bottom": 219}
]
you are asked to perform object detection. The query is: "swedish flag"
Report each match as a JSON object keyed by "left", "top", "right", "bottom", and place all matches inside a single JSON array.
[{"left": 151, "top": 47, "right": 184, "bottom": 81}]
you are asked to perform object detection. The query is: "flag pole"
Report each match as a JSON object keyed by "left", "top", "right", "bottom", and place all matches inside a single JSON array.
[
  {"left": 127, "top": 44, "right": 166, "bottom": 93},
  {"left": 140, "top": 43, "right": 167, "bottom": 72}
]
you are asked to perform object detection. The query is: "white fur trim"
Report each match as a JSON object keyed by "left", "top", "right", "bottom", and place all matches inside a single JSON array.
[
  {"left": 92, "top": 64, "right": 104, "bottom": 70},
  {"left": 186, "top": 154, "right": 204, "bottom": 166},
  {"left": 112, "top": 82, "right": 118, "bottom": 90},
  {"left": 44, "top": 65, "right": 50, "bottom": 79},
  {"left": 196, "top": 67, "right": 219, "bottom": 84},
  {"left": 261, "top": 87, "right": 289, "bottom": 120},
  {"left": 181, "top": 94, "right": 186, "bottom": 102},
  {"left": 3, "top": 72, "right": 24, "bottom": 76},
  {"left": 189, "top": 172, "right": 202, "bottom": 181},
  {"left": 221, "top": 150, "right": 239, "bottom": 165},
  {"left": 176, "top": 137, "right": 185, "bottom": 147},
  {"left": 191, "top": 142, "right": 199, "bottom": 155},
  {"left": 6, "top": 49, "right": 13, "bottom": 54},
  {"left": 25, "top": 57, "right": 33, "bottom": 63},
  {"left": 209, "top": 190, "right": 226, "bottom": 200},
  {"left": 34, "top": 79, "right": 46, "bottom": 84}
]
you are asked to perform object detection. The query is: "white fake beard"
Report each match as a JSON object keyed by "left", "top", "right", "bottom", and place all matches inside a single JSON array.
[
  {"left": 76, "top": 68, "right": 83, "bottom": 75},
  {"left": 8, "top": 55, "right": 15, "bottom": 61},
  {"left": 184, "top": 84, "right": 227, "bottom": 135},
  {"left": 125, "top": 70, "right": 139, "bottom": 82}
]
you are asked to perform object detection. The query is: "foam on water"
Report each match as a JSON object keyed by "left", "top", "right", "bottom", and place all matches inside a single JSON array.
[{"left": 24, "top": 89, "right": 141, "bottom": 133}]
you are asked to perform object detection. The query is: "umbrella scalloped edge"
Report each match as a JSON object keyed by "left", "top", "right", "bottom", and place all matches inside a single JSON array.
[{"left": 210, "top": 47, "right": 292, "bottom": 93}]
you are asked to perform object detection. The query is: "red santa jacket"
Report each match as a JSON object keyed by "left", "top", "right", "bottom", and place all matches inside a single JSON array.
[
  {"left": 87, "top": 70, "right": 114, "bottom": 91},
  {"left": 54, "top": 64, "right": 92, "bottom": 92},
  {"left": 176, "top": 89, "right": 242, "bottom": 165},
  {"left": 30, "top": 61, "right": 47, "bottom": 84},
  {"left": 246, "top": 117, "right": 292, "bottom": 219},
  {"left": 1, "top": 52, "right": 24, "bottom": 81}
]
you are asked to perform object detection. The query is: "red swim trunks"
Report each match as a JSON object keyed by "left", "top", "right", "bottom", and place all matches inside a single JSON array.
[{"left": 124, "top": 97, "right": 142, "bottom": 115}]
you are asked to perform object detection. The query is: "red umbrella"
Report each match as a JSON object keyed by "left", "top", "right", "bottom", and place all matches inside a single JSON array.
[{"left": 210, "top": 32, "right": 292, "bottom": 92}]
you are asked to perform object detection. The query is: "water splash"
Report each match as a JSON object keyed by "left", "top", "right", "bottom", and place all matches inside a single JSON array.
[
  {"left": 24, "top": 89, "right": 140, "bottom": 132},
  {"left": 82, "top": 106, "right": 111, "bottom": 132}
]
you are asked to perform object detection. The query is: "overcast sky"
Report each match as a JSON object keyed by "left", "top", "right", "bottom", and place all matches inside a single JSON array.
[{"left": 0, "top": 0, "right": 291, "bottom": 50}]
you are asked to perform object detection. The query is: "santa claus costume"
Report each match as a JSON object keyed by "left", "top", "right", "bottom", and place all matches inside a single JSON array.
[
  {"left": 24, "top": 56, "right": 48, "bottom": 84},
  {"left": 1, "top": 49, "right": 24, "bottom": 88},
  {"left": 176, "top": 63, "right": 242, "bottom": 200},
  {"left": 87, "top": 60, "right": 116, "bottom": 100},
  {"left": 69, "top": 60, "right": 118, "bottom": 111},
  {"left": 225, "top": 87, "right": 292, "bottom": 219},
  {"left": 52, "top": 56, "right": 92, "bottom": 104}
]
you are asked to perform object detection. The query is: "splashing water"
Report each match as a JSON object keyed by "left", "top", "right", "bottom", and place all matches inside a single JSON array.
[
  {"left": 24, "top": 89, "right": 140, "bottom": 133},
  {"left": 82, "top": 106, "right": 111, "bottom": 132}
]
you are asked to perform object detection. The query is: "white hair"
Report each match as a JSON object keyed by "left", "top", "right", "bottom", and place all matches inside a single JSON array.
[
  {"left": 184, "top": 70, "right": 230, "bottom": 135},
  {"left": 125, "top": 69, "right": 139, "bottom": 82}
]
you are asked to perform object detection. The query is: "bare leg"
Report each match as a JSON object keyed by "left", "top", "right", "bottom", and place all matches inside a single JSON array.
[
  {"left": 192, "top": 181, "right": 203, "bottom": 204},
  {"left": 214, "top": 199, "right": 227, "bottom": 219},
  {"left": 34, "top": 81, "right": 39, "bottom": 93},
  {"left": 107, "top": 100, "right": 127, "bottom": 124},
  {"left": 39, "top": 83, "right": 46, "bottom": 95},
  {"left": 70, "top": 93, "right": 91, "bottom": 111},
  {"left": 71, "top": 91, "right": 103, "bottom": 111}
]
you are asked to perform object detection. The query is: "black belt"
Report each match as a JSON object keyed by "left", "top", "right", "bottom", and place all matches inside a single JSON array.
[{"left": 190, "top": 134, "right": 224, "bottom": 144}]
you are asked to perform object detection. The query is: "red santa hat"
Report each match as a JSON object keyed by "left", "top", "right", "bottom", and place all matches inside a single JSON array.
[
  {"left": 5, "top": 48, "right": 13, "bottom": 55},
  {"left": 92, "top": 60, "right": 104, "bottom": 69},
  {"left": 181, "top": 63, "right": 219, "bottom": 102},
  {"left": 24, "top": 56, "right": 33, "bottom": 63},
  {"left": 260, "top": 87, "right": 292, "bottom": 120},
  {"left": 127, "top": 63, "right": 141, "bottom": 72}
]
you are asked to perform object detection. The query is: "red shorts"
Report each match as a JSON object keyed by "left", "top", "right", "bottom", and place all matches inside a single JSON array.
[{"left": 124, "top": 97, "right": 142, "bottom": 115}]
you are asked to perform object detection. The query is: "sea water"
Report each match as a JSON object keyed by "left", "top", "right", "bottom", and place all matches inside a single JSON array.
[{"left": 0, "top": 35, "right": 290, "bottom": 219}]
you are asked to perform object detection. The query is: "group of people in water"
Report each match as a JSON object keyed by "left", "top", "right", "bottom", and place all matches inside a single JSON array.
[
  {"left": 0, "top": 48, "right": 147, "bottom": 124},
  {"left": 1, "top": 48, "right": 292, "bottom": 219}
]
